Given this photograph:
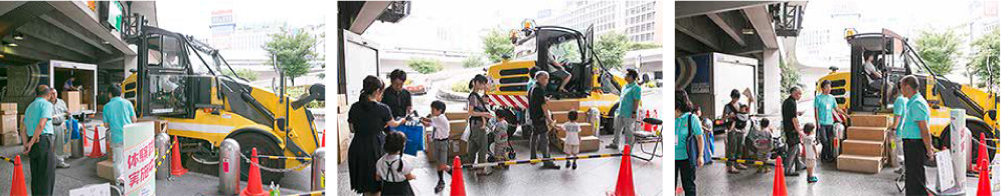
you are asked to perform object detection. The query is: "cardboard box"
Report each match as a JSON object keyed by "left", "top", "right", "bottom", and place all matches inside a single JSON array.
[
  {"left": 0, "top": 132, "right": 19, "bottom": 146},
  {"left": 445, "top": 111, "right": 470, "bottom": 121},
  {"left": 448, "top": 120, "right": 466, "bottom": 140},
  {"left": 137, "top": 119, "right": 169, "bottom": 134},
  {"left": 62, "top": 91, "right": 81, "bottom": 113},
  {"left": 0, "top": 115, "right": 16, "bottom": 134},
  {"left": 449, "top": 139, "right": 468, "bottom": 158},
  {"left": 96, "top": 159, "right": 116, "bottom": 181},
  {"left": 0, "top": 102, "right": 15, "bottom": 112},
  {"left": 548, "top": 100, "right": 580, "bottom": 111},
  {"left": 555, "top": 122, "right": 594, "bottom": 138},
  {"left": 337, "top": 94, "right": 347, "bottom": 107},
  {"left": 336, "top": 113, "right": 352, "bottom": 145}
]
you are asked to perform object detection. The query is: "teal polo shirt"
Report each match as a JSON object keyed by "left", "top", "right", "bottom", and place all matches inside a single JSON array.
[
  {"left": 675, "top": 113, "right": 702, "bottom": 160},
  {"left": 24, "top": 97, "right": 54, "bottom": 136},
  {"left": 901, "top": 93, "right": 930, "bottom": 139},
  {"left": 617, "top": 82, "right": 642, "bottom": 118},
  {"left": 103, "top": 97, "right": 136, "bottom": 144},
  {"left": 814, "top": 93, "right": 837, "bottom": 125},
  {"left": 893, "top": 95, "right": 909, "bottom": 136}
]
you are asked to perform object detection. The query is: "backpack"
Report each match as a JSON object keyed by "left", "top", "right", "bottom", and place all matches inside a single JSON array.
[{"left": 685, "top": 114, "right": 700, "bottom": 168}]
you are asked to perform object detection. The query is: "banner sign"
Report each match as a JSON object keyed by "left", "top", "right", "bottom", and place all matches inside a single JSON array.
[{"left": 123, "top": 122, "right": 156, "bottom": 196}]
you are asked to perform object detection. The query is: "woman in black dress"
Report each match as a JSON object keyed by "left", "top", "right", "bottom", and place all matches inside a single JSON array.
[{"left": 348, "top": 75, "right": 406, "bottom": 195}]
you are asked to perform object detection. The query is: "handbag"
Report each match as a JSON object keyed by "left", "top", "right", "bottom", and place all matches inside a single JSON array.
[{"left": 685, "top": 114, "right": 700, "bottom": 168}]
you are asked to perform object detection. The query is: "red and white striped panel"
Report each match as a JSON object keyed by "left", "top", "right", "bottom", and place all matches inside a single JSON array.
[{"left": 486, "top": 94, "right": 528, "bottom": 109}]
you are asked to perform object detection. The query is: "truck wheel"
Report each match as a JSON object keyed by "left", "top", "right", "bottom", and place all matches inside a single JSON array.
[
  {"left": 232, "top": 132, "right": 286, "bottom": 184},
  {"left": 603, "top": 104, "right": 619, "bottom": 135}
]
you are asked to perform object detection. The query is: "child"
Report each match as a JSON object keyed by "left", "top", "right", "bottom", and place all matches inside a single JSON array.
[
  {"left": 489, "top": 109, "right": 514, "bottom": 167},
  {"left": 749, "top": 118, "right": 774, "bottom": 173},
  {"left": 420, "top": 101, "right": 450, "bottom": 193},
  {"left": 376, "top": 131, "right": 416, "bottom": 195},
  {"left": 802, "top": 123, "right": 819, "bottom": 183},
  {"left": 561, "top": 111, "right": 582, "bottom": 170}
]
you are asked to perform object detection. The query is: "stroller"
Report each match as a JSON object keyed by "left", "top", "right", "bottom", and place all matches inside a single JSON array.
[{"left": 486, "top": 109, "right": 517, "bottom": 169}]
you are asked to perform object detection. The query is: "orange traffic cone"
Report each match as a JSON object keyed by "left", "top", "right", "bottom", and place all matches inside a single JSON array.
[
  {"left": 450, "top": 156, "right": 466, "bottom": 196},
  {"left": 170, "top": 136, "right": 188, "bottom": 176},
  {"left": 978, "top": 158, "right": 992, "bottom": 196},
  {"left": 613, "top": 145, "right": 636, "bottom": 196},
  {"left": 10, "top": 155, "right": 27, "bottom": 196},
  {"left": 321, "top": 130, "right": 326, "bottom": 147},
  {"left": 88, "top": 127, "right": 104, "bottom": 158},
  {"left": 773, "top": 156, "right": 787, "bottom": 196},
  {"left": 241, "top": 148, "right": 267, "bottom": 196},
  {"left": 642, "top": 111, "right": 652, "bottom": 132},
  {"left": 980, "top": 133, "right": 989, "bottom": 171},
  {"left": 82, "top": 126, "right": 90, "bottom": 148}
]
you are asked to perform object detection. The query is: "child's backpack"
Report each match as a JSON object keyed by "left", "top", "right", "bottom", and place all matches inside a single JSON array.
[{"left": 746, "top": 121, "right": 773, "bottom": 153}]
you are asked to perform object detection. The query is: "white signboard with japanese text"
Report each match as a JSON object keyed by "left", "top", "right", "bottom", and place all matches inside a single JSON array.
[{"left": 123, "top": 122, "right": 156, "bottom": 196}]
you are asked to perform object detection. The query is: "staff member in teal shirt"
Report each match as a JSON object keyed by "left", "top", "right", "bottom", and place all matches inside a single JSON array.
[
  {"left": 103, "top": 84, "right": 137, "bottom": 182},
  {"left": 899, "top": 75, "right": 937, "bottom": 196},
  {"left": 888, "top": 83, "right": 909, "bottom": 171},
  {"left": 675, "top": 90, "right": 704, "bottom": 196},
  {"left": 606, "top": 69, "right": 642, "bottom": 150},
  {"left": 22, "top": 85, "right": 56, "bottom": 195},
  {"left": 814, "top": 80, "right": 844, "bottom": 162}
]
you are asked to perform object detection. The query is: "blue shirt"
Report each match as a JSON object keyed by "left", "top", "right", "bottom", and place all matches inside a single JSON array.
[
  {"left": 893, "top": 95, "right": 909, "bottom": 136},
  {"left": 24, "top": 97, "right": 54, "bottom": 136},
  {"left": 814, "top": 94, "right": 837, "bottom": 125},
  {"left": 617, "top": 82, "right": 642, "bottom": 117},
  {"left": 901, "top": 93, "right": 930, "bottom": 139},
  {"left": 675, "top": 113, "right": 703, "bottom": 160},
  {"left": 103, "top": 97, "right": 136, "bottom": 144}
]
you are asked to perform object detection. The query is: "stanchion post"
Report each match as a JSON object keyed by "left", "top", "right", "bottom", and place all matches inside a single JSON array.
[
  {"left": 219, "top": 138, "right": 241, "bottom": 195},
  {"left": 311, "top": 148, "right": 326, "bottom": 191},
  {"left": 155, "top": 133, "right": 171, "bottom": 180},
  {"left": 950, "top": 109, "right": 967, "bottom": 187}
]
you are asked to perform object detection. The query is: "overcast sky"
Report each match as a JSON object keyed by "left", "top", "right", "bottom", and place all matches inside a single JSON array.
[{"left": 156, "top": 1, "right": 328, "bottom": 39}]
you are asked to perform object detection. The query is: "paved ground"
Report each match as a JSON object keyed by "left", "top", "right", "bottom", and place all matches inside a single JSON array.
[
  {"left": 338, "top": 135, "right": 664, "bottom": 195},
  {"left": 0, "top": 118, "right": 324, "bottom": 196},
  {"left": 688, "top": 134, "right": 988, "bottom": 195}
]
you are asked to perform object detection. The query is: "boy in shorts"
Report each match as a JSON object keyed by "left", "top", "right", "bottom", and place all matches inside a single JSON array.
[{"left": 421, "top": 101, "right": 450, "bottom": 193}]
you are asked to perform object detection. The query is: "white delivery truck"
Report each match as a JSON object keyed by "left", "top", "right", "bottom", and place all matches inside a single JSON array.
[{"left": 676, "top": 52, "right": 758, "bottom": 133}]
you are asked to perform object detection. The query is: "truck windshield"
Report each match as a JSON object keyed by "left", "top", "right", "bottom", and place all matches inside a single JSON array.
[
  {"left": 187, "top": 46, "right": 221, "bottom": 75},
  {"left": 549, "top": 38, "right": 582, "bottom": 64}
]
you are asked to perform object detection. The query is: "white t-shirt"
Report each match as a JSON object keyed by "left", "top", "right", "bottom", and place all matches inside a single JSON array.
[
  {"left": 803, "top": 134, "right": 817, "bottom": 159},
  {"left": 563, "top": 122, "right": 581, "bottom": 145},
  {"left": 428, "top": 115, "right": 450, "bottom": 140},
  {"left": 376, "top": 154, "right": 414, "bottom": 183}
]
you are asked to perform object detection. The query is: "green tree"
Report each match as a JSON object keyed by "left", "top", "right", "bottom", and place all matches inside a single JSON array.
[
  {"left": 594, "top": 32, "right": 631, "bottom": 69},
  {"left": 968, "top": 29, "right": 999, "bottom": 88},
  {"left": 629, "top": 43, "right": 661, "bottom": 50},
  {"left": 407, "top": 58, "right": 443, "bottom": 74},
  {"left": 462, "top": 55, "right": 484, "bottom": 68},
  {"left": 263, "top": 26, "right": 322, "bottom": 86},
  {"left": 915, "top": 29, "right": 962, "bottom": 75},
  {"left": 780, "top": 58, "right": 801, "bottom": 98},
  {"left": 482, "top": 29, "right": 515, "bottom": 63},
  {"left": 224, "top": 68, "right": 260, "bottom": 81}
]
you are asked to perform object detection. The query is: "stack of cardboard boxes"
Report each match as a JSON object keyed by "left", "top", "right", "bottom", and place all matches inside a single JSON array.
[
  {"left": 549, "top": 100, "right": 600, "bottom": 152},
  {"left": 337, "top": 94, "right": 350, "bottom": 163},
  {"left": 423, "top": 111, "right": 470, "bottom": 164},
  {"left": 61, "top": 91, "right": 81, "bottom": 114},
  {"left": 0, "top": 103, "right": 18, "bottom": 146}
]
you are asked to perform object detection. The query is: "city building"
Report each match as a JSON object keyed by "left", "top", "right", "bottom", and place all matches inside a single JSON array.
[{"left": 538, "top": 1, "right": 662, "bottom": 45}]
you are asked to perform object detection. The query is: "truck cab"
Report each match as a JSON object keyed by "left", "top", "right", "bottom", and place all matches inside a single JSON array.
[
  {"left": 486, "top": 24, "right": 629, "bottom": 133},
  {"left": 817, "top": 28, "right": 999, "bottom": 160},
  {"left": 122, "top": 26, "right": 323, "bottom": 183}
]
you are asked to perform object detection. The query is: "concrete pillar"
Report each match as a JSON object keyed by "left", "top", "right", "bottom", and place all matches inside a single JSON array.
[
  {"left": 762, "top": 49, "right": 781, "bottom": 115},
  {"left": 123, "top": 44, "right": 138, "bottom": 79}
]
